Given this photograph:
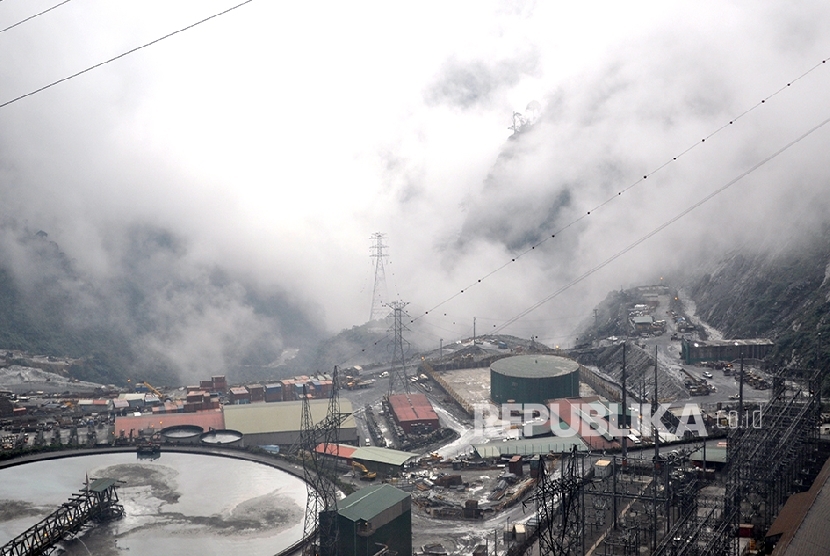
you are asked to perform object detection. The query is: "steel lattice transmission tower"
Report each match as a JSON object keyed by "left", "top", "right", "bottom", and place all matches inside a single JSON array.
[
  {"left": 387, "top": 300, "right": 411, "bottom": 395},
  {"left": 296, "top": 366, "right": 350, "bottom": 556},
  {"left": 369, "top": 232, "right": 390, "bottom": 323},
  {"left": 526, "top": 445, "right": 587, "bottom": 555}
]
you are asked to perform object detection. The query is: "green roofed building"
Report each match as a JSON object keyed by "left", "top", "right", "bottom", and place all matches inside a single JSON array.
[{"left": 320, "top": 484, "right": 411, "bottom": 556}]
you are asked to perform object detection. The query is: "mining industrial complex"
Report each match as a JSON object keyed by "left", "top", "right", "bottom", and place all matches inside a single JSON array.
[{"left": 1, "top": 285, "right": 828, "bottom": 556}]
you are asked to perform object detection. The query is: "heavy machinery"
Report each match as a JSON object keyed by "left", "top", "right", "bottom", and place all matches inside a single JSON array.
[
  {"left": 140, "top": 381, "right": 164, "bottom": 399},
  {"left": 352, "top": 461, "right": 377, "bottom": 481}
]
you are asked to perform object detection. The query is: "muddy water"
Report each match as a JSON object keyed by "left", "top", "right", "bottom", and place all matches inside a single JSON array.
[{"left": 0, "top": 452, "right": 307, "bottom": 555}]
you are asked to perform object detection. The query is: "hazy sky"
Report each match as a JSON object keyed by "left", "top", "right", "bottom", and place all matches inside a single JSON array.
[{"left": 2, "top": 0, "right": 830, "bottom": 356}]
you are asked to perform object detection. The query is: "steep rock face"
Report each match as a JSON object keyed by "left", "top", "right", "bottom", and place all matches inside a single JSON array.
[
  {"left": 577, "top": 342, "right": 687, "bottom": 401},
  {"left": 685, "top": 229, "right": 830, "bottom": 366}
]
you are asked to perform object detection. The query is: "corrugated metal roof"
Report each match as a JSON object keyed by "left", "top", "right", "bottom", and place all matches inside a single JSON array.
[
  {"left": 338, "top": 484, "right": 410, "bottom": 523},
  {"left": 316, "top": 443, "right": 358, "bottom": 459},
  {"left": 353, "top": 446, "right": 417, "bottom": 466},
  {"left": 388, "top": 393, "right": 439, "bottom": 423},
  {"left": 768, "top": 454, "right": 830, "bottom": 554},
  {"left": 222, "top": 399, "right": 354, "bottom": 434},
  {"left": 114, "top": 409, "right": 224, "bottom": 432},
  {"left": 473, "top": 436, "right": 588, "bottom": 459}
]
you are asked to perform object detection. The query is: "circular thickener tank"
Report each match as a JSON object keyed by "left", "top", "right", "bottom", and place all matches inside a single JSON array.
[
  {"left": 490, "top": 354, "right": 580, "bottom": 405},
  {"left": 160, "top": 424, "right": 203, "bottom": 444},
  {"left": 200, "top": 429, "right": 243, "bottom": 446}
]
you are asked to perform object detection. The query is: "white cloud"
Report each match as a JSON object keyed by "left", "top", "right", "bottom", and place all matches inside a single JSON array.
[{"left": 2, "top": 0, "right": 830, "bottom": 359}]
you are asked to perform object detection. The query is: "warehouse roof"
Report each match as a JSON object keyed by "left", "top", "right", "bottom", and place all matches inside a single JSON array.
[
  {"left": 767, "top": 455, "right": 830, "bottom": 554},
  {"left": 490, "top": 354, "right": 579, "bottom": 379},
  {"left": 388, "top": 393, "right": 439, "bottom": 423},
  {"left": 315, "top": 443, "right": 416, "bottom": 466},
  {"left": 353, "top": 446, "right": 418, "bottom": 466},
  {"left": 315, "top": 443, "right": 358, "bottom": 459},
  {"left": 473, "top": 436, "right": 588, "bottom": 459},
  {"left": 222, "top": 399, "right": 355, "bottom": 434},
  {"left": 338, "top": 484, "right": 410, "bottom": 523},
  {"left": 114, "top": 409, "right": 224, "bottom": 433}
]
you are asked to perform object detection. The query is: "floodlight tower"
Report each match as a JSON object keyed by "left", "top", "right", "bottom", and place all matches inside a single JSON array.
[{"left": 369, "top": 232, "right": 390, "bottom": 323}]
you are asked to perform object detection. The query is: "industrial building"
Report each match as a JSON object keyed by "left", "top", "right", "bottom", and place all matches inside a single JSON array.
[
  {"left": 387, "top": 393, "right": 440, "bottom": 434},
  {"left": 765, "top": 454, "right": 830, "bottom": 554},
  {"left": 222, "top": 398, "right": 357, "bottom": 446},
  {"left": 315, "top": 443, "right": 418, "bottom": 477},
  {"left": 681, "top": 338, "right": 774, "bottom": 364},
  {"left": 490, "top": 354, "right": 580, "bottom": 405},
  {"left": 320, "top": 484, "right": 412, "bottom": 556},
  {"left": 114, "top": 409, "right": 225, "bottom": 438}
]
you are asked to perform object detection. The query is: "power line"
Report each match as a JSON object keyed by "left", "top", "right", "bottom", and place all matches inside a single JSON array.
[
  {"left": 412, "top": 56, "right": 830, "bottom": 324},
  {"left": 0, "top": 0, "right": 255, "bottom": 109},
  {"left": 1, "top": 0, "right": 72, "bottom": 33},
  {"left": 491, "top": 113, "right": 830, "bottom": 334}
]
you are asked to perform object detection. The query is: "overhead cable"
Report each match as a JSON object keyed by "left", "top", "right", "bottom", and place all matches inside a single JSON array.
[
  {"left": 412, "top": 57, "right": 830, "bottom": 324},
  {"left": 491, "top": 114, "right": 830, "bottom": 334},
  {"left": 1, "top": 0, "right": 73, "bottom": 33},
  {"left": 0, "top": 0, "right": 255, "bottom": 109}
]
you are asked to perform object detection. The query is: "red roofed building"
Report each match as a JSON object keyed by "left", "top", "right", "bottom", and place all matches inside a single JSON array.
[
  {"left": 114, "top": 409, "right": 224, "bottom": 438},
  {"left": 315, "top": 443, "right": 358, "bottom": 462},
  {"left": 388, "top": 393, "right": 439, "bottom": 434}
]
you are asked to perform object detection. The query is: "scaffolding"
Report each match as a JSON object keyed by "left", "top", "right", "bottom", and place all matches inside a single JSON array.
[{"left": 722, "top": 364, "right": 823, "bottom": 553}]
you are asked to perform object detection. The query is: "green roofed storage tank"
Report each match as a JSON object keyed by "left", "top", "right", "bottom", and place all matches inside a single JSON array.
[{"left": 490, "top": 354, "right": 580, "bottom": 404}]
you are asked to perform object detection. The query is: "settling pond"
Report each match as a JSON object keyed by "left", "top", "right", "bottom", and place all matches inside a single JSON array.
[{"left": 0, "top": 452, "right": 307, "bottom": 555}]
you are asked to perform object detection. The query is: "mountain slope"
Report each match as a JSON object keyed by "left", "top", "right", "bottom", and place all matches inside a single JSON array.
[
  {"left": 0, "top": 223, "right": 326, "bottom": 386},
  {"left": 684, "top": 228, "right": 830, "bottom": 367}
]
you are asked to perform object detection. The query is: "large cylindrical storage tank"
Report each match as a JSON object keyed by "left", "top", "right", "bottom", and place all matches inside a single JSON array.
[{"left": 490, "top": 354, "right": 580, "bottom": 404}]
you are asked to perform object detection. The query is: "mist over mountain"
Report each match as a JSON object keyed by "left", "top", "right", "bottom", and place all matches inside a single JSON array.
[
  {"left": 3, "top": 3, "right": 830, "bottom": 386},
  {"left": 683, "top": 225, "right": 830, "bottom": 368},
  {"left": 0, "top": 222, "right": 326, "bottom": 386}
]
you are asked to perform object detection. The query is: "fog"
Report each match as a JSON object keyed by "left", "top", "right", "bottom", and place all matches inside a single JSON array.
[{"left": 1, "top": 1, "right": 829, "bottom": 380}]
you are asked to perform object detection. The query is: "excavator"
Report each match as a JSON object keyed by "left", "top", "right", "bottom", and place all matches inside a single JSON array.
[{"left": 352, "top": 461, "right": 377, "bottom": 481}]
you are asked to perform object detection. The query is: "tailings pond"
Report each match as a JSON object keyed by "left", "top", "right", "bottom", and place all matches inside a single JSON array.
[{"left": 0, "top": 452, "right": 307, "bottom": 555}]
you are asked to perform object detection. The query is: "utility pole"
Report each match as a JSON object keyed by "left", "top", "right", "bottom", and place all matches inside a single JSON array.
[
  {"left": 737, "top": 343, "right": 744, "bottom": 420},
  {"left": 369, "top": 233, "right": 390, "bottom": 323},
  {"left": 621, "top": 341, "right": 628, "bottom": 464},
  {"left": 818, "top": 332, "right": 823, "bottom": 414}
]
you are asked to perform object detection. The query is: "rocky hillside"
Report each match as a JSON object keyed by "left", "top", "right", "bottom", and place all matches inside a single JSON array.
[{"left": 684, "top": 227, "right": 830, "bottom": 368}]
